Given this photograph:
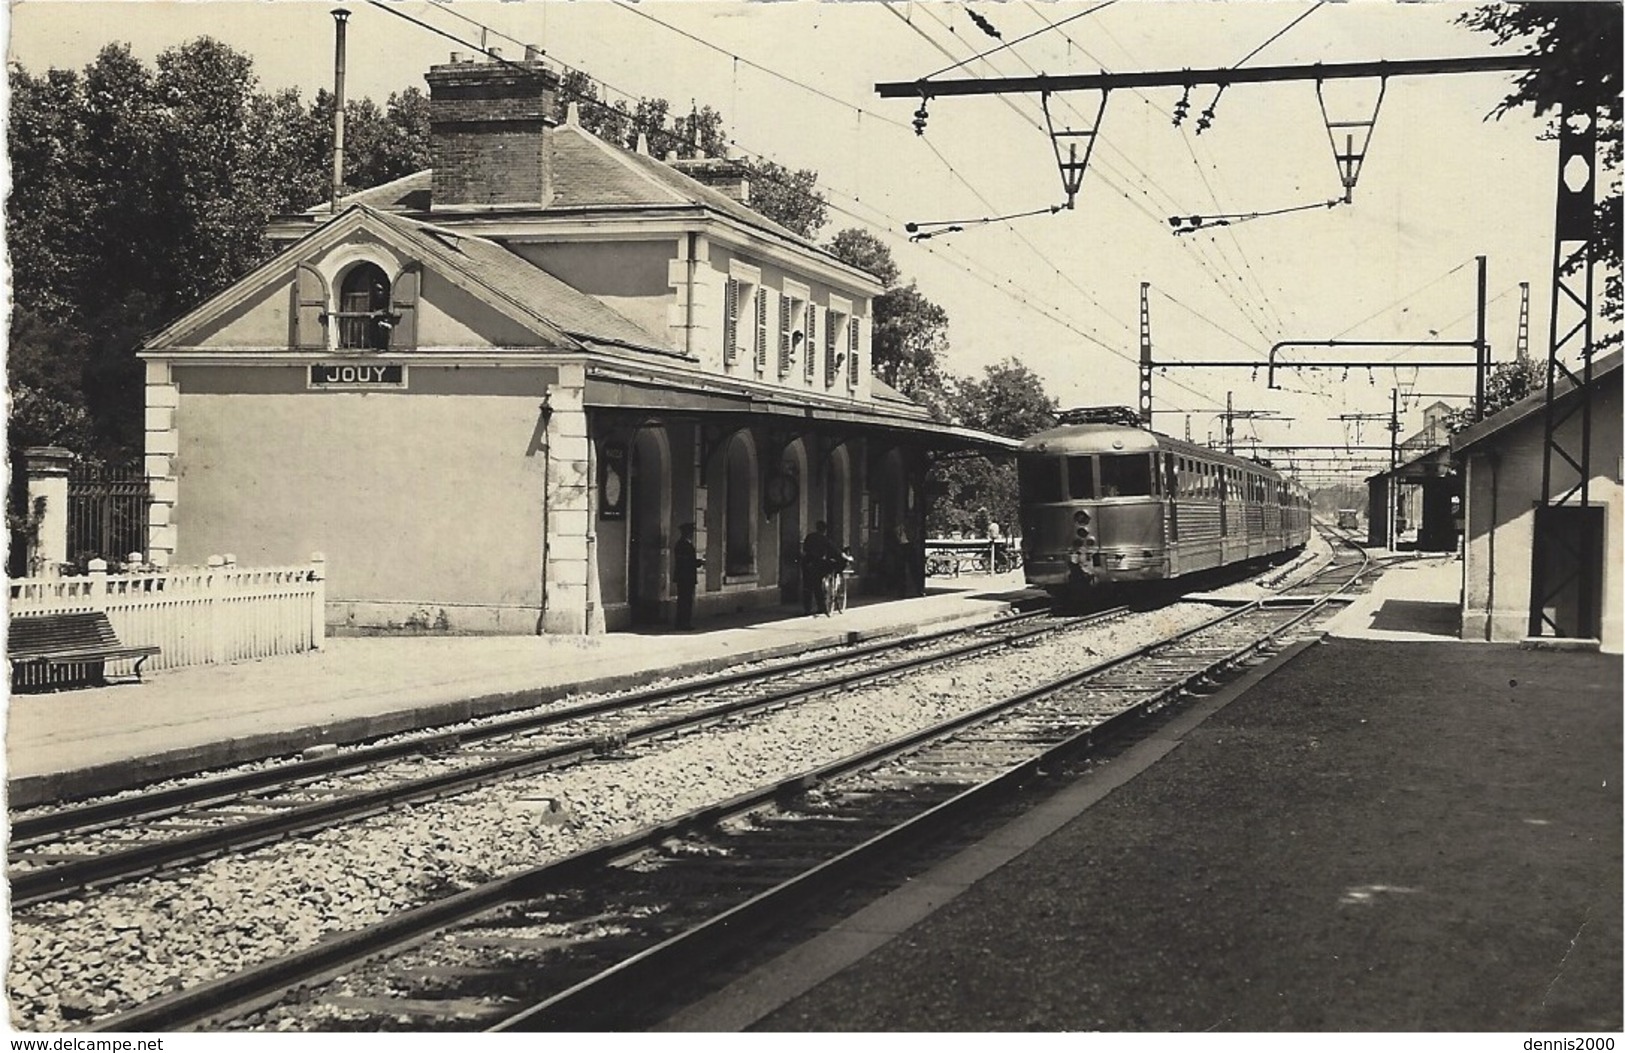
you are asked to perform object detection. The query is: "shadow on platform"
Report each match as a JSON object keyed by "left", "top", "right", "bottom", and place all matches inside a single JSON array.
[{"left": 1367, "top": 599, "right": 1461, "bottom": 637}]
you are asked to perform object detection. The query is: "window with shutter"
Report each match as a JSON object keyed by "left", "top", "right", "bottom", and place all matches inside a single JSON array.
[
  {"left": 805, "top": 306, "right": 818, "bottom": 381},
  {"left": 755, "top": 287, "right": 768, "bottom": 373},
  {"left": 847, "top": 317, "right": 860, "bottom": 388},
  {"left": 723, "top": 277, "right": 739, "bottom": 365},
  {"left": 778, "top": 294, "right": 793, "bottom": 377},
  {"left": 824, "top": 312, "right": 840, "bottom": 387}
]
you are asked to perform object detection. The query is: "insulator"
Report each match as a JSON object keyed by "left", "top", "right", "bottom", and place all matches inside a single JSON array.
[{"left": 913, "top": 101, "right": 929, "bottom": 136}]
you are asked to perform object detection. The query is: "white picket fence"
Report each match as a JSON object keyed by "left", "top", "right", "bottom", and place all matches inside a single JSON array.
[{"left": 9, "top": 555, "right": 326, "bottom": 674}]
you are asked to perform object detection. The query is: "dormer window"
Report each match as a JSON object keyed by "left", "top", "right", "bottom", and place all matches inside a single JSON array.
[{"left": 337, "top": 262, "right": 394, "bottom": 351}]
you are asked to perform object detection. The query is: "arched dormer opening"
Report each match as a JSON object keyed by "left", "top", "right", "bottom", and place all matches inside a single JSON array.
[{"left": 336, "top": 261, "right": 395, "bottom": 350}]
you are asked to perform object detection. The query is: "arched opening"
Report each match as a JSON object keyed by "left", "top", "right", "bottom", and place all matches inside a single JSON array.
[
  {"left": 627, "top": 427, "right": 671, "bottom": 624},
  {"left": 337, "top": 262, "right": 392, "bottom": 350},
  {"left": 825, "top": 443, "right": 852, "bottom": 548},
  {"left": 723, "top": 433, "right": 758, "bottom": 578},
  {"left": 777, "top": 439, "right": 809, "bottom": 605}
]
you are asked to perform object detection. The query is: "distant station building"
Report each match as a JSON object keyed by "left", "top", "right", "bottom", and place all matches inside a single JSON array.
[
  {"left": 1450, "top": 350, "right": 1622, "bottom": 646},
  {"left": 1365, "top": 400, "right": 1462, "bottom": 553},
  {"left": 139, "top": 55, "right": 1012, "bottom": 634}
]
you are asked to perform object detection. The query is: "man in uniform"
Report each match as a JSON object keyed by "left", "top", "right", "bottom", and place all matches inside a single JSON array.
[{"left": 673, "top": 522, "right": 703, "bottom": 630}]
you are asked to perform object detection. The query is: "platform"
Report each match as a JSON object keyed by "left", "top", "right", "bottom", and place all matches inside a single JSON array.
[
  {"left": 659, "top": 554, "right": 1623, "bottom": 1032},
  {"left": 5, "top": 573, "right": 1043, "bottom": 806}
]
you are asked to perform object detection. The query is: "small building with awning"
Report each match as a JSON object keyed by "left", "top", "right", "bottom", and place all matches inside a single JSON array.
[{"left": 138, "top": 53, "right": 1014, "bottom": 634}]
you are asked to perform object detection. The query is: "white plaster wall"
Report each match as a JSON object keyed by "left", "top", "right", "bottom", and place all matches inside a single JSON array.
[{"left": 174, "top": 392, "right": 549, "bottom": 632}]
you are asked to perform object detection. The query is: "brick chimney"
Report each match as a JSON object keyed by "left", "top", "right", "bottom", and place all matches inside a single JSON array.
[
  {"left": 425, "top": 54, "right": 559, "bottom": 208},
  {"left": 668, "top": 156, "right": 751, "bottom": 205}
]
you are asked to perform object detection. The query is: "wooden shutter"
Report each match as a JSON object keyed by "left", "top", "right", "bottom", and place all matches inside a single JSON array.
[
  {"left": 848, "top": 317, "right": 860, "bottom": 388},
  {"left": 778, "top": 295, "right": 792, "bottom": 376},
  {"left": 805, "top": 305, "right": 817, "bottom": 380},
  {"left": 755, "top": 287, "right": 768, "bottom": 372},
  {"left": 723, "top": 277, "right": 739, "bottom": 365},
  {"left": 824, "top": 314, "right": 838, "bottom": 387},
  {"left": 291, "top": 263, "right": 329, "bottom": 350},
  {"left": 388, "top": 263, "right": 420, "bottom": 351}
]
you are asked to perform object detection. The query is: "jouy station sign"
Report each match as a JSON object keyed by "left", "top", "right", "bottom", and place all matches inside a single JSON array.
[{"left": 309, "top": 363, "right": 406, "bottom": 389}]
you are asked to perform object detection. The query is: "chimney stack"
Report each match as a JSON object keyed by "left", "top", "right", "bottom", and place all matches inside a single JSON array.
[
  {"left": 425, "top": 56, "right": 560, "bottom": 208},
  {"left": 330, "top": 8, "right": 350, "bottom": 214},
  {"left": 669, "top": 156, "right": 752, "bottom": 205}
]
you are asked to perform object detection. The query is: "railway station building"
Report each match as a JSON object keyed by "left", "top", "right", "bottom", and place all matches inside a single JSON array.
[
  {"left": 138, "top": 54, "right": 1012, "bottom": 635},
  {"left": 1364, "top": 400, "right": 1461, "bottom": 553},
  {"left": 1450, "top": 350, "right": 1621, "bottom": 648}
]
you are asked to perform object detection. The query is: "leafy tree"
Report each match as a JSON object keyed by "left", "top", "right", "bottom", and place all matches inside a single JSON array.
[
  {"left": 826, "top": 228, "right": 901, "bottom": 287},
  {"left": 1460, "top": 2, "right": 1622, "bottom": 334},
  {"left": 928, "top": 359, "right": 1058, "bottom": 537},
  {"left": 870, "top": 282, "right": 952, "bottom": 414},
  {"left": 743, "top": 158, "right": 828, "bottom": 239},
  {"left": 558, "top": 69, "right": 632, "bottom": 146},
  {"left": 7, "top": 64, "right": 91, "bottom": 322},
  {"left": 948, "top": 358, "right": 1057, "bottom": 439},
  {"left": 1443, "top": 356, "right": 1547, "bottom": 432}
]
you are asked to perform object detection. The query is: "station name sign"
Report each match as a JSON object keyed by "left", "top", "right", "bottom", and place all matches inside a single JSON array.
[{"left": 309, "top": 363, "right": 406, "bottom": 389}]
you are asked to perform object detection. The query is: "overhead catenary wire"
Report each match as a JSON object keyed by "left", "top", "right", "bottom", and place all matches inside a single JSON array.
[
  {"left": 997, "top": 2, "right": 1296, "bottom": 346},
  {"left": 919, "top": 0, "right": 1120, "bottom": 81},
  {"left": 371, "top": 0, "right": 1219, "bottom": 410},
  {"left": 889, "top": 2, "right": 1281, "bottom": 352},
  {"left": 1017, "top": 0, "right": 1303, "bottom": 341}
]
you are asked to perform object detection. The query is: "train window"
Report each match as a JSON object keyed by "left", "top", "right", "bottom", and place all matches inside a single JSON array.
[
  {"left": 1067, "top": 456, "right": 1095, "bottom": 499},
  {"left": 1099, "top": 454, "right": 1154, "bottom": 497},
  {"left": 1018, "top": 455, "right": 1065, "bottom": 504}
]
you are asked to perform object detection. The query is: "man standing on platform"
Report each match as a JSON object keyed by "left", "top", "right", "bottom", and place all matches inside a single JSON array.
[
  {"left": 801, "top": 521, "right": 839, "bottom": 615},
  {"left": 674, "top": 522, "right": 702, "bottom": 630}
]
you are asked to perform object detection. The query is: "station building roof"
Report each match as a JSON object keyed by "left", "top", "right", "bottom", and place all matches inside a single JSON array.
[{"left": 1450, "top": 350, "right": 1622, "bottom": 456}]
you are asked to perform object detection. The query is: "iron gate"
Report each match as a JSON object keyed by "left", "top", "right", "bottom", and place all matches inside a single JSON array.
[{"left": 67, "top": 464, "right": 150, "bottom": 568}]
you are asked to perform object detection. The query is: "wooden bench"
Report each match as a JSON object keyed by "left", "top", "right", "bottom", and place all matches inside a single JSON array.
[{"left": 9, "top": 612, "right": 160, "bottom": 692}]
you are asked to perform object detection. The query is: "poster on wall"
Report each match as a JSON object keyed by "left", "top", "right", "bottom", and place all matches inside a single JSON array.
[{"left": 599, "top": 442, "right": 627, "bottom": 520}]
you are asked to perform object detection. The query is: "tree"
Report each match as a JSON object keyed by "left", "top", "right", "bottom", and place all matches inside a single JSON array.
[
  {"left": 1460, "top": 2, "right": 1622, "bottom": 333},
  {"left": 870, "top": 282, "right": 952, "bottom": 415},
  {"left": 558, "top": 69, "right": 632, "bottom": 146},
  {"left": 1443, "top": 356, "right": 1547, "bottom": 432},
  {"left": 948, "top": 358, "right": 1057, "bottom": 438},
  {"left": 744, "top": 158, "right": 828, "bottom": 239},
  {"left": 826, "top": 228, "right": 901, "bottom": 287},
  {"left": 928, "top": 360, "right": 1058, "bottom": 537}
]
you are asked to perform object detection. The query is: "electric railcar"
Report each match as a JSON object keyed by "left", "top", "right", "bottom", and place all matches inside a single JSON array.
[{"left": 1018, "top": 408, "right": 1311, "bottom": 601}]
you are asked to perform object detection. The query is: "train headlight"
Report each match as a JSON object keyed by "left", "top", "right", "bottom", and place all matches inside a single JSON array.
[{"left": 1073, "top": 510, "right": 1091, "bottom": 525}]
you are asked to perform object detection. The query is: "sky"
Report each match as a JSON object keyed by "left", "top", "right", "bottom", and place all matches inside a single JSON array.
[{"left": 4, "top": 0, "right": 1584, "bottom": 483}]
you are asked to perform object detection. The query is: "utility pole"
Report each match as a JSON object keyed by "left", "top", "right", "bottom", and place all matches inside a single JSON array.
[
  {"left": 1474, "top": 254, "right": 1489, "bottom": 419},
  {"left": 1138, "top": 283, "right": 1153, "bottom": 421},
  {"left": 1515, "top": 282, "right": 1530, "bottom": 363},
  {"left": 1389, "top": 387, "right": 1401, "bottom": 551}
]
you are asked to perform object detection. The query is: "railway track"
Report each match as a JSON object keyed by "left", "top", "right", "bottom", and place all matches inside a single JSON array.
[
  {"left": 83, "top": 544, "right": 1365, "bottom": 1033},
  {"left": 10, "top": 603, "right": 1128, "bottom": 907}
]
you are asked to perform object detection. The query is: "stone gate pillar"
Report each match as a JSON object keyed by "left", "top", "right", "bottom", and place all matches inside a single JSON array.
[{"left": 23, "top": 447, "right": 74, "bottom": 575}]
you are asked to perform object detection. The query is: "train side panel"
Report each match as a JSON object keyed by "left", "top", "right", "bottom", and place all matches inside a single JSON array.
[{"left": 1019, "top": 420, "right": 1309, "bottom": 595}]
